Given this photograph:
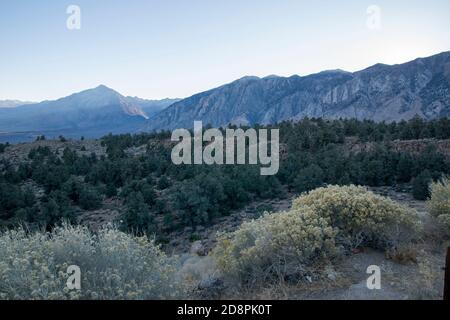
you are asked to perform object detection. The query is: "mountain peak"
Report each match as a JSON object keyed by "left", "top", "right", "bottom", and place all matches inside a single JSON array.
[
  {"left": 90, "top": 84, "right": 119, "bottom": 95},
  {"left": 319, "top": 69, "right": 350, "bottom": 75},
  {"left": 235, "top": 76, "right": 260, "bottom": 82},
  {"left": 95, "top": 84, "right": 114, "bottom": 90},
  {"left": 263, "top": 75, "right": 280, "bottom": 79}
]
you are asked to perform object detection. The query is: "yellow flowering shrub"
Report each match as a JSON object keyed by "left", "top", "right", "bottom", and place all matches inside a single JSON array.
[
  {"left": 213, "top": 185, "right": 421, "bottom": 286},
  {"left": 212, "top": 207, "right": 339, "bottom": 284},
  {"left": 427, "top": 176, "right": 450, "bottom": 234},
  {"left": 0, "top": 224, "right": 185, "bottom": 300},
  {"left": 292, "top": 185, "right": 422, "bottom": 249}
]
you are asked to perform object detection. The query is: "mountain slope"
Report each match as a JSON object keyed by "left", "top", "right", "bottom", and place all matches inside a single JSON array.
[
  {"left": 0, "top": 86, "right": 176, "bottom": 138},
  {"left": 0, "top": 100, "right": 35, "bottom": 108},
  {"left": 125, "top": 97, "right": 180, "bottom": 117},
  {"left": 147, "top": 51, "right": 450, "bottom": 131}
]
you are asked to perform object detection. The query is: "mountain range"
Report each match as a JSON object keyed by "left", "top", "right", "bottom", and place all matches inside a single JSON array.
[
  {"left": 147, "top": 51, "right": 450, "bottom": 131},
  {"left": 0, "top": 86, "right": 178, "bottom": 142},
  {"left": 0, "top": 51, "right": 449, "bottom": 143},
  {"left": 0, "top": 100, "right": 35, "bottom": 108}
]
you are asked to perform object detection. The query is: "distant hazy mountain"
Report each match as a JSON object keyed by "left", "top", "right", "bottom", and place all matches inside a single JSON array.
[
  {"left": 147, "top": 51, "right": 450, "bottom": 131},
  {"left": 1, "top": 51, "right": 449, "bottom": 143},
  {"left": 0, "top": 85, "right": 177, "bottom": 140},
  {"left": 0, "top": 100, "right": 35, "bottom": 108}
]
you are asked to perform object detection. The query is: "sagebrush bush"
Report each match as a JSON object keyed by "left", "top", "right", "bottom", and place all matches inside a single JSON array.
[
  {"left": 213, "top": 185, "right": 421, "bottom": 286},
  {"left": 0, "top": 224, "right": 184, "bottom": 300},
  {"left": 292, "top": 185, "right": 422, "bottom": 249},
  {"left": 212, "top": 207, "right": 339, "bottom": 285},
  {"left": 427, "top": 177, "right": 450, "bottom": 234}
]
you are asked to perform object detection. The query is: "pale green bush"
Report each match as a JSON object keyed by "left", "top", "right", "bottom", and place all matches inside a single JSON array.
[
  {"left": 292, "top": 185, "right": 422, "bottom": 249},
  {"left": 0, "top": 224, "right": 185, "bottom": 300},
  {"left": 212, "top": 185, "right": 421, "bottom": 287},
  {"left": 427, "top": 176, "right": 450, "bottom": 234},
  {"left": 212, "top": 207, "right": 339, "bottom": 285}
]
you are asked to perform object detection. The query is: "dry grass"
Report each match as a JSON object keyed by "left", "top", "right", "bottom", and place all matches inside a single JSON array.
[{"left": 385, "top": 244, "right": 419, "bottom": 265}]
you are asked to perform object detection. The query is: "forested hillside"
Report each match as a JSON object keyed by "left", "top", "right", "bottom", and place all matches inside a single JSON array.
[{"left": 1, "top": 117, "right": 449, "bottom": 241}]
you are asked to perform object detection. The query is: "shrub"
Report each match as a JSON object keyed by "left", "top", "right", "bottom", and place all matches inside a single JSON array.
[
  {"left": 39, "top": 191, "right": 76, "bottom": 226},
  {"left": 212, "top": 207, "right": 338, "bottom": 285},
  {"left": 157, "top": 176, "right": 171, "bottom": 190},
  {"left": 385, "top": 243, "right": 418, "bottom": 264},
  {"left": 412, "top": 170, "right": 433, "bottom": 200},
  {"left": 120, "top": 192, "right": 155, "bottom": 235},
  {"left": 35, "top": 135, "right": 46, "bottom": 141},
  {"left": 427, "top": 176, "right": 450, "bottom": 233},
  {"left": 292, "top": 185, "right": 421, "bottom": 250},
  {"left": 409, "top": 258, "right": 443, "bottom": 300},
  {"left": 213, "top": 185, "right": 422, "bottom": 288},
  {"left": 255, "top": 203, "right": 274, "bottom": 218},
  {"left": 0, "top": 224, "right": 184, "bottom": 300},
  {"left": 78, "top": 187, "right": 102, "bottom": 210},
  {"left": 189, "top": 234, "right": 202, "bottom": 242},
  {"left": 63, "top": 177, "right": 102, "bottom": 210},
  {"left": 292, "top": 164, "right": 324, "bottom": 193},
  {"left": 0, "top": 143, "right": 7, "bottom": 153}
]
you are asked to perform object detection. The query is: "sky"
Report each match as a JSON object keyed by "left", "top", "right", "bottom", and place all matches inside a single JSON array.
[{"left": 0, "top": 0, "right": 449, "bottom": 101}]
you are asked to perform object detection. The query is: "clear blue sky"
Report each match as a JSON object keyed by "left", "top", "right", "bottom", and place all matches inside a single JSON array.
[{"left": 1, "top": 0, "right": 449, "bottom": 101}]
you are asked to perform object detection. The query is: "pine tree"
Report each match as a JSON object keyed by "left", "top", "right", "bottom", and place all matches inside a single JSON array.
[
  {"left": 293, "top": 164, "right": 324, "bottom": 193},
  {"left": 121, "top": 192, "right": 155, "bottom": 235},
  {"left": 412, "top": 170, "right": 432, "bottom": 200}
]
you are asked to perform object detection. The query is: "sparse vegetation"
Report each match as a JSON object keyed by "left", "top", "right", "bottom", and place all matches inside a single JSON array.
[
  {"left": 427, "top": 176, "right": 450, "bottom": 234},
  {"left": 409, "top": 258, "right": 443, "bottom": 300},
  {"left": 212, "top": 185, "right": 422, "bottom": 288}
]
